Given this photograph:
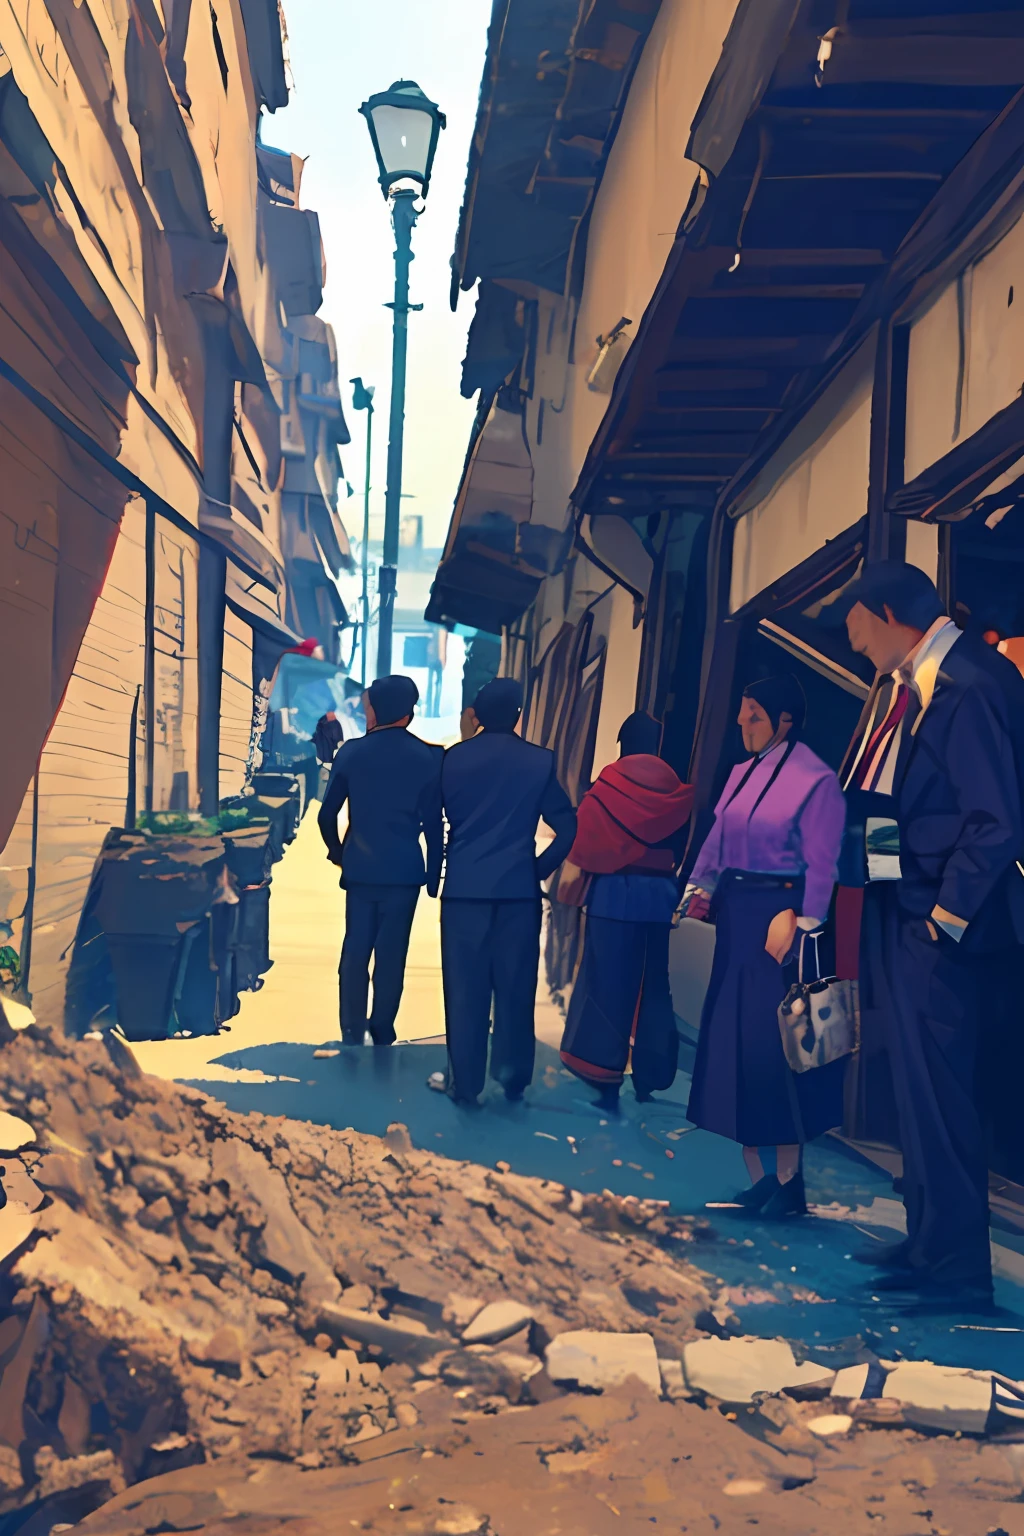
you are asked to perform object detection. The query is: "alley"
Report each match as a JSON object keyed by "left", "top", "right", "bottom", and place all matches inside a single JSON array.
[
  {"left": 133, "top": 803, "right": 1024, "bottom": 1383},
  {"left": 4, "top": 0, "right": 1024, "bottom": 1532}
]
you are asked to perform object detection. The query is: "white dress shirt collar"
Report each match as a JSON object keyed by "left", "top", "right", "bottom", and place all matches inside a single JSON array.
[{"left": 896, "top": 616, "right": 960, "bottom": 719}]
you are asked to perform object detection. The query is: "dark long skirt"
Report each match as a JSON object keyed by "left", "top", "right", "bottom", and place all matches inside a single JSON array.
[
  {"left": 560, "top": 916, "right": 679, "bottom": 1095},
  {"left": 686, "top": 873, "right": 844, "bottom": 1146}
]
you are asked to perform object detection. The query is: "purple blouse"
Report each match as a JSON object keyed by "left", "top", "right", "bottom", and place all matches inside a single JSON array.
[{"left": 689, "top": 740, "right": 846, "bottom": 922}]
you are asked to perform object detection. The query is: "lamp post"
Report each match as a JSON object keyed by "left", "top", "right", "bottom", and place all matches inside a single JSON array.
[
  {"left": 359, "top": 79, "right": 445, "bottom": 678},
  {"left": 349, "top": 377, "right": 375, "bottom": 684}
]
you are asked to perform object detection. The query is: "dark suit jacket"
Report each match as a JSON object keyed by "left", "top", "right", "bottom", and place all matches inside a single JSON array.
[
  {"left": 440, "top": 731, "right": 577, "bottom": 900},
  {"left": 317, "top": 727, "right": 443, "bottom": 892},
  {"left": 846, "top": 632, "right": 1024, "bottom": 950}
]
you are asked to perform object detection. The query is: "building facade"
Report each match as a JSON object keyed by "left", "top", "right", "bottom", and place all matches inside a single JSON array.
[
  {"left": 434, "top": 0, "right": 1024, "bottom": 1175},
  {"left": 0, "top": 0, "right": 350, "bottom": 1025}
]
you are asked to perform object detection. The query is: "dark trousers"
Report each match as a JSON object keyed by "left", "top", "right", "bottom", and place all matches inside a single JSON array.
[
  {"left": 339, "top": 883, "right": 420, "bottom": 1044},
  {"left": 440, "top": 898, "right": 541, "bottom": 1099},
  {"left": 867, "top": 884, "right": 992, "bottom": 1287},
  {"left": 560, "top": 917, "right": 678, "bottom": 1095}
]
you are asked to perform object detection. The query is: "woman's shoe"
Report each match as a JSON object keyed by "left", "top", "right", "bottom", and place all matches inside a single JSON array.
[
  {"left": 760, "top": 1170, "right": 807, "bottom": 1220},
  {"left": 729, "top": 1174, "right": 780, "bottom": 1212}
]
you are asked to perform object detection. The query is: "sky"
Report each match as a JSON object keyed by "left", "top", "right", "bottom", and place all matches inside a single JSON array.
[{"left": 268, "top": 0, "right": 492, "bottom": 550}]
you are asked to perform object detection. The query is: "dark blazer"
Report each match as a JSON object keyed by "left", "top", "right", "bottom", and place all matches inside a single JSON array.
[
  {"left": 893, "top": 633, "right": 1023, "bottom": 949},
  {"left": 440, "top": 731, "right": 577, "bottom": 900},
  {"left": 317, "top": 727, "right": 443, "bottom": 892}
]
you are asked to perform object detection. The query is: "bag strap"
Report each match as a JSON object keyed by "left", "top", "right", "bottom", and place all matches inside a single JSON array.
[{"left": 797, "top": 929, "right": 824, "bottom": 986}]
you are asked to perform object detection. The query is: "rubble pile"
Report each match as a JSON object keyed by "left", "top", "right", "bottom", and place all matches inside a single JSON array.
[{"left": 0, "top": 1021, "right": 714, "bottom": 1527}]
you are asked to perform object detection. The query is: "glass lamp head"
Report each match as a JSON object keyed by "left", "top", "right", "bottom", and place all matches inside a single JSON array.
[{"left": 359, "top": 80, "right": 446, "bottom": 199}]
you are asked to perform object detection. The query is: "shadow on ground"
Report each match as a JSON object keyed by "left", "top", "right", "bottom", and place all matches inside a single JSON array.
[{"left": 184, "top": 1035, "right": 1024, "bottom": 1376}]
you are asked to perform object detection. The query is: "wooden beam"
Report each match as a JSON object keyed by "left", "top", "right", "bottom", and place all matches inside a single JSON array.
[
  {"left": 739, "top": 248, "right": 887, "bottom": 268},
  {"left": 613, "top": 450, "right": 751, "bottom": 462},
  {"left": 866, "top": 320, "right": 910, "bottom": 563},
  {"left": 665, "top": 336, "right": 833, "bottom": 365},
  {"left": 653, "top": 367, "right": 772, "bottom": 392},
  {"left": 823, "top": 35, "right": 1024, "bottom": 88},
  {"left": 698, "top": 283, "right": 866, "bottom": 299},
  {"left": 762, "top": 106, "right": 993, "bottom": 121},
  {"left": 762, "top": 171, "right": 943, "bottom": 183}
]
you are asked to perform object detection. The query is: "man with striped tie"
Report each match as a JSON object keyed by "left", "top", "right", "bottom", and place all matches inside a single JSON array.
[{"left": 834, "top": 561, "right": 1024, "bottom": 1310}]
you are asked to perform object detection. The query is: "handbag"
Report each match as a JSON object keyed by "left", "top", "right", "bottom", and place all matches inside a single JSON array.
[{"left": 778, "top": 931, "right": 859, "bottom": 1075}]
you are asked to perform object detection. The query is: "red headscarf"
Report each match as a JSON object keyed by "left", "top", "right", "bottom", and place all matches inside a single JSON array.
[
  {"left": 287, "top": 637, "right": 322, "bottom": 657},
  {"left": 570, "top": 755, "right": 694, "bottom": 874}
]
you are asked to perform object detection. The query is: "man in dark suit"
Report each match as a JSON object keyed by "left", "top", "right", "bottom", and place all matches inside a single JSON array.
[
  {"left": 837, "top": 561, "right": 1024, "bottom": 1306},
  {"left": 318, "top": 675, "right": 443, "bottom": 1046},
  {"left": 439, "top": 678, "right": 576, "bottom": 1104}
]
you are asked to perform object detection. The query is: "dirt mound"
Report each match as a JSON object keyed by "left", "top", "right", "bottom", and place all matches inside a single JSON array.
[{"left": 0, "top": 1021, "right": 714, "bottom": 1529}]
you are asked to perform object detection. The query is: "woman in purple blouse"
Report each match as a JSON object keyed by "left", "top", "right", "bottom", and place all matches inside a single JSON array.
[{"left": 684, "top": 674, "right": 846, "bottom": 1220}]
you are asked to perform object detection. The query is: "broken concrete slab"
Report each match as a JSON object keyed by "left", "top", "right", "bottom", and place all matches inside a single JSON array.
[
  {"left": 545, "top": 1330, "right": 661, "bottom": 1395},
  {"left": 832, "top": 1363, "right": 872, "bottom": 1401},
  {"left": 0, "top": 1112, "right": 35, "bottom": 1154},
  {"left": 318, "top": 1302, "right": 451, "bottom": 1361},
  {"left": 883, "top": 1361, "right": 994, "bottom": 1435},
  {"left": 461, "top": 1300, "right": 534, "bottom": 1345},
  {"left": 682, "top": 1337, "right": 835, "bottom": 1405},
  {"left": 210, "top": 1138, "right": 341, "bottom": 1309},
  {"left": 806, "top": 1413, "right": 853, "bottom": 1438}
]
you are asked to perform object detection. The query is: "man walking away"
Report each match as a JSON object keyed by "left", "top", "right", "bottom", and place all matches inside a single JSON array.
[
  {"left": 438, "top": 678, "right": 576, "bottom": 1104},
  {"left": 318, "top": 675, "right": 443, "bottom": 1046},
  {"left": 837, "top": 561, "right": 1024, "bottom": 1308}
]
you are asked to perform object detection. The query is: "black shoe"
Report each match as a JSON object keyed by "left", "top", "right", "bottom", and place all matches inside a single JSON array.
[
  {"left": 851, "top": 1239, "right": 913, "bottom": 1269},
  {"left": 341, "top": 1031, "right": 364, "bottom": 1046},
  {"left": 868, "top": 1263, "right": 992, "bottom": 1294},
  {"left": 369, "top": 1027, "right": 396, "bottom": 1046},
  {"left": 504, "top": 1087, "right": 525, "bottom": 1103},
  {"left": 596, "top": 1085, "right": 621, "bottom": 1115},
  {"left": 727, "top": 1174, "right": 780, "bottom": 1213},
  {"left": 864, "top": 1272, "right": 994, "bottom": 1315},
  {"left": 760, "top": 1171, "right": 807, "bottom": 1221}
]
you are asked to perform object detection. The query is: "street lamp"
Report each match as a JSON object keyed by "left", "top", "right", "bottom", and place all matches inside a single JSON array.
[
  {"left": 359, "top": 80, "right": 445, "bottom": 678},
  {"left": 349, "top": 377, "right": 375, "bottom": 685}
]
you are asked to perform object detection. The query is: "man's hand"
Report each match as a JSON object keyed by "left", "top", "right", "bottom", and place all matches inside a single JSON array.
[
  {"left": 326, "top": 851, "right": 344, "bottom": 869},
  {"left": 765, "top": 907, "right": 798, "bottom": 964}
]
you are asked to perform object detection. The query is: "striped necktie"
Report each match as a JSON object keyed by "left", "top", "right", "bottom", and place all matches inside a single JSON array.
[{"left": 854, "top": 682, "right": 909, "bottom": 791}]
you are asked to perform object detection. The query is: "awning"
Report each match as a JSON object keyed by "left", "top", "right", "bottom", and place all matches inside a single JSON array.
[
  {"left": 225, "top": 569, "right": 301, "bottom": 648},
  {"left": 261, "top": 199, "right": 324, "bottom": 318},
  {"left": 889, "top": 392, "right": 1024, "bottom": 522},
  {"left": 687, "top": 0, "right": 801, "bottom": 179},
  {"left": 426, "top": 393, "right": 542, "bottom": 631},
  {"left": 238, "top": 0, "right": 289, "bottom": 113},
  {"left": 451, "top": 395, "right": 534, "bottom": 533},
  {"left": 425, "top": 544, "right": 545, "bottom": 636},
  {"left": 452, "top": 0, "right": 665, "bottom": 303}
]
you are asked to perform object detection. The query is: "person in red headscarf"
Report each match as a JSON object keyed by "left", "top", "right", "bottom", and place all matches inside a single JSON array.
[{"left": 556, "top": 712, "right": 693, "bottom": 1111}]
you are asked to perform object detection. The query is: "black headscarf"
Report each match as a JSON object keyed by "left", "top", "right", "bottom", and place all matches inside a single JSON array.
[
  {"left": 617, "top": 711, "right": 662, "bottom": 757},
  {"left": 742, "top": 674, "right": 806, "bottom": 740}
]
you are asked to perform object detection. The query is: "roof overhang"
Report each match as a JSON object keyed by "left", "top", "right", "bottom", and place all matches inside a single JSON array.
[
  {"left": 451, "top": 0, "right": 665, "bottom": 306},
  {"left": 573, "top": 0, "right": 1024, "bottom": 525}
]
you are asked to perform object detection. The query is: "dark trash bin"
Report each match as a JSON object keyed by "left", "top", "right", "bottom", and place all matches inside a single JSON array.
[{"left": 74, "top": 828, "right": 227, "bottom": 1041}]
